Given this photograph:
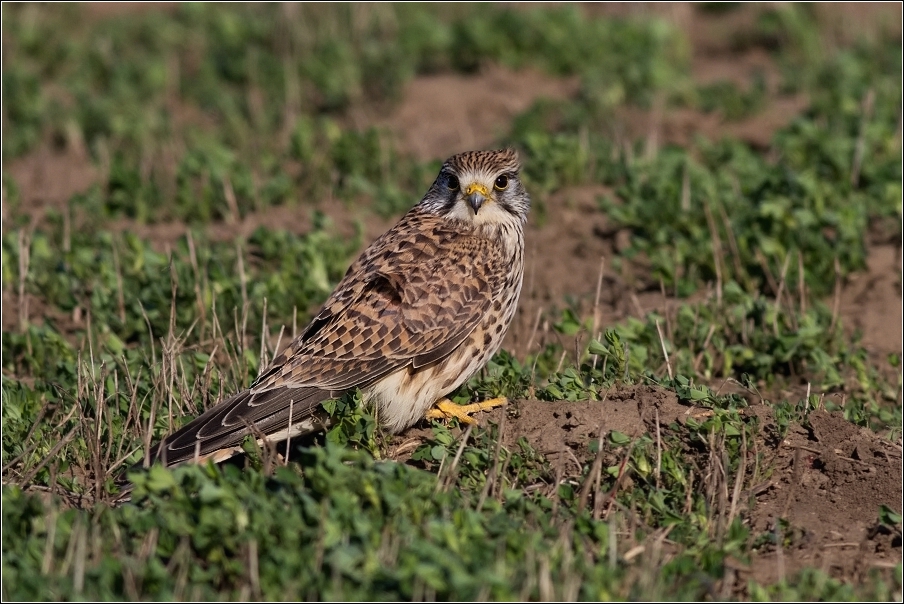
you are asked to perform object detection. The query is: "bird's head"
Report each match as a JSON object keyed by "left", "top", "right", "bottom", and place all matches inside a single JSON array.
[{"left": 421, "top": 149, "right": 530, "bottom": 226}]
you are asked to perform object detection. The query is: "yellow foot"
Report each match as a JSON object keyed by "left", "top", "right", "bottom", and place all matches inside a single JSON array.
[{"left": 425, "top": 397, "right": 508, "bottom": 425}]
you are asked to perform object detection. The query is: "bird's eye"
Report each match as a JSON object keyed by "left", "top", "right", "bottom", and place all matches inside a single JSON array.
[
  {"left": 446, "top": 175, "right": 460, "bottom": 191},
  {"left": 494, "top": 175, "right": 509, "bottom": 191}
]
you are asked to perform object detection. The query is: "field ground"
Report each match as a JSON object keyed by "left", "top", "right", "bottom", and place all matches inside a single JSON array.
[{"left": 2, "top": 3, "right": 902, "bottom": 600}]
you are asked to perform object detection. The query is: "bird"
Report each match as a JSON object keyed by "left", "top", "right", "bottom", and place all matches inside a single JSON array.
[{"left": 140, "top": 148, "right": 530, "bottom": 469}]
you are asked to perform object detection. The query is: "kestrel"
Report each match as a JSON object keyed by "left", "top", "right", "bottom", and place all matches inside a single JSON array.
[{"left": 143, "top": 149, "right": 529, "bottom": 468}]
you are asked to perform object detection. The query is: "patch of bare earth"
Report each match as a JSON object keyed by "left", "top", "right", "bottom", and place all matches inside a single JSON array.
[
  {"left": 838, "top": 243, "right": 903, "bottom": 360},
  {"left": 2, "top": 144, "right": 98, "bottom": 228},
  {"left": 82, "top": 2, "right": 179, "bottom": 20},
  {"left": 498, "top": 385, "right": 681, "bottom": 459},
  {"left": 0, "top": 289, "right": 82, "bottom": 337},
  {"left": 102, "top": 199, "right": 398, "bottom": 256},
  {"left": 356, "top": 64, "right": 580, "bottom": 162},
  {"left": 746, "top": 409, "right": 902, "bottom": 588},
  {"left": 394, "top": 385, "right": 902, "bottom": 593}
]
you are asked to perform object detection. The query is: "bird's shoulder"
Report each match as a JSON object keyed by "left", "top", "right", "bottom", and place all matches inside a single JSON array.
[{"left": 341, "top": 209, "right": 507, "bottom": 300}]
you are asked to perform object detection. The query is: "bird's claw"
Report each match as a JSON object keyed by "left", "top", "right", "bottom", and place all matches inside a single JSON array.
[{"left": 426, "top": 396, "right": 508, "bottom": 425}]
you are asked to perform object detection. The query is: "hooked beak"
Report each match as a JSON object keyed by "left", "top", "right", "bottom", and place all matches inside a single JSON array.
[{"left": 465, "top": 183, "right": 489, "bottom": 214}]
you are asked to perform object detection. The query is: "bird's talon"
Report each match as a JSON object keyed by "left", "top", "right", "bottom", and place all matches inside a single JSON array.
[{"left": 426, "top": 396, "right": 508, "bottom": 425}]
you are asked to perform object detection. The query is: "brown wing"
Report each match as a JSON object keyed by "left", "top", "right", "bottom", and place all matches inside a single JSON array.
[
  {"left": 256, "top": 212, "right": 505, "bottom": 389},
  {"left": 145, "top": 209, "right": 506, "bottom": 467}
]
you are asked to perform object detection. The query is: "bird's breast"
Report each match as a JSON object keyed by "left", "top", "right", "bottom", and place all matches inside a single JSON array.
[{"left": 365, "top": 238, "right": 524, "bottom": 434}]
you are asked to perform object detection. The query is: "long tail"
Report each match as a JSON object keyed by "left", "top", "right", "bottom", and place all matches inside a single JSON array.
[{"left": 118, "top": 385, "right": 342, "bottom": 495}]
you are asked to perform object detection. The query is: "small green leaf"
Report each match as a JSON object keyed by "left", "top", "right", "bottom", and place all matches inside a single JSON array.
[
  {"left": 879, "top": 504, "right": 902, "bottom": 526},
  {"left": 609, "top": 431, "right": 630, "bottom": 445}
]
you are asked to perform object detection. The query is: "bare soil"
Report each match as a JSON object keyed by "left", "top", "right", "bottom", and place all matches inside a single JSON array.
[
  {"left": 747, "top": 407, "right": 902, "bottom": 588},
  {"left": 358, "top": 64, "right": 580, "bottom": 162},
  {"left": 397, "top": 386, "right": 902, "bottom": 594},
  {"left": 839, "top": 244, "right": 903, "bottom": 359}
]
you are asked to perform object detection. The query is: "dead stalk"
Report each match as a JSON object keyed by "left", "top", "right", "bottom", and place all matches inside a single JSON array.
[
  {"left": 236, "top": 241, "right": 248, "bottom": 321},
  {"left": 728, "top": 425, "right": 748, "bottom": 527},
  {"left": 603, "top": 434, "right": 640, "bottom": 518},
  {"left": 477, "top": 410, "right": 507, "bottom": 510},
  {"left": 186, "top": 230, "right": 207, "bottom": 339},
  {"left": 703, "top": 200, "right": 724, "bottom": 304},
  {"left": 797, "top": 250, "right": 806, "bottom": 314},
  {"left": 1, "top": 395, "right": 54, "bottom": 474},
  {"left": 273, "top": 324, "right": 286, "bottom": 360},
  {"left": 717, "top": 199, "right": 745, "bottom": 288},
  {"left": 591, "top": 257, "right": 606, "bottom": 370},
  {"left": 223, "top": 177, "right": 240, "bottom": 224},
  {"left": 655, "top": 319, "right": 673, "bottom": 380},
  {"left": 439, "top": 423, "right": 475, "bottom": 492},
  {"left": 654, "top": 408, "right": 662, "bottom": 489},
  {"left": 248, "top": 538, "right": 262, "bottom": 600},
  {"left": 577, "top": 425, "right": 606, "bottom": 515},
  {"left": 754, "top": 248, "right": 780, "bottom": 297},
  {"left": 259, "top": 297, "right": 269, "bottom": 368},
  {"left": 527, "top": 308, "right": 545, "bottom": 383},
  {"left": 111, "top": 238, "right": 127, "bottom": 324},
  {"left": 829, "top": 257, "right": 842, "bottom": 332},
  {"left": 17, "top": 227, "right": 31, "bottom": 331},
  {"left": 20, "top": 425, "right": 79, "bottom": 486},
  {"left": 850, "top": 88, "right": 875, "bottom": 187},
  {"left": 772, "top": 254, "right": 791, "bottom": 336},
  {"left": 680, "top": 162, "right": 690, "bottom": 212}
]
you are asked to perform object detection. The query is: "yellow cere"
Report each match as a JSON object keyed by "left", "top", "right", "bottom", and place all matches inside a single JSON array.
[{"left": 464, "top": 183, "right": 489, "bottom": 197}]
